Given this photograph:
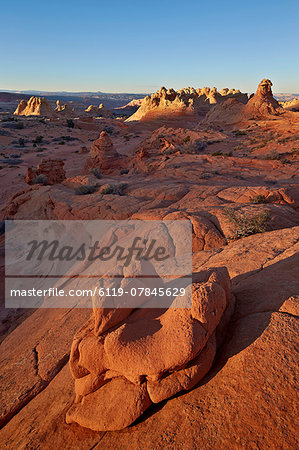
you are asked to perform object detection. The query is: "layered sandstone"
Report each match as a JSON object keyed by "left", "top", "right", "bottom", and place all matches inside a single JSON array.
[
  {"left": 280, "top": 98, "right": 299, "bottom": 111},
  {"left": 25, "top": 159, "right": 66, "bottom": 185},
  {"left": 14, "top": 96, "right": 56, "bottom": 117},
  {"left": 204, "top": 78, "right": 287, "bottom": 126},
  {"left": 66, "top": 267, "right": 233, "bottom": 431},
  {"left": 55, "top": 100, "right": 75, "bottom": 116},
  {"left": 83, "top": 131, "right": 128, "bottom": 175},
  {"left": 243, "top": 78, "right": 283, "bottom": 118},
  {"left": 126, "top": 86, "right": 248, "bottom": 122},
  {"left": 84, "top": 104, "right": 113, "bottom": 118}
]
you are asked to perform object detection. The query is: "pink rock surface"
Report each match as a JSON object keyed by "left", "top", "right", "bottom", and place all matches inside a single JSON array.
[
  {"left": 66, "top": 267, "right": 232, "bottom": 430},
  {"left": 25, "top": 158, "right": 66, "bottom": 185}
]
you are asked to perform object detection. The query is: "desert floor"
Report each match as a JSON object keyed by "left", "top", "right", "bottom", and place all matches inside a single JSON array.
[{"left": 0, "top": 101, "right": 298, "bottom": 449}]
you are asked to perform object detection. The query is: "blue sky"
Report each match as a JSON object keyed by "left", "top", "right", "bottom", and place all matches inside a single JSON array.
[{"left": 1, "top": 0, "right": 298, "bottom": 93}]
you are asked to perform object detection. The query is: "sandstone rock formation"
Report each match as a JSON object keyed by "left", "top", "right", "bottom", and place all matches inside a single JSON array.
[
  {"left": 66, "top": 267, "right": 233, "bottom": 431},
  {"left": 131, "top": 126, "right": 224, "bottom": 172},
  {"left": 0, "top": 75, "right": 298, "bottom": 448},
  {"left": 83, "top": 131, "right": 128, "bottom": 175},
  {"left": 203, "top": 97, "right": 245, "bottom": 126},
  {"left": 25, "top": 159, "right": 66, "bottom": 185},
  {"left": 204, "top": 79, "right": 288, "bottom": 126},
  {"left": 115, "top": 99, "right": 144, "bottom": 115},
  {"left": 126, "top": 86, "right": 248, "bottom": 122},
  {"left": 14, "top": 99, "right": 28, "bottom": 115},
  {"left": 84, "top": 104, "right": 113, "bottom": 118},
  {"left": 243, "top": 78, "right": 283, "bottom": 118},
  {"left": 0, "top": 226, "right": 298, "bottom": 448},
  {"left": 55, "top": 100, "right": 75, "bottom": 116},
  {"left": 14, "top": 96, "right": 56, "bottom": 117},
  {"left": 122, "top": 98, "right": 143, "bottom": 108},
  {"left": 280, "top": 98, "right": 299, "bottom": 111}
]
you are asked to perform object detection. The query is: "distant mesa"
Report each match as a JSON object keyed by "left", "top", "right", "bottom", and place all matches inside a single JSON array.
[
  {"left": 125, "top": 86, "right": 248, "bottom": 122},
  {"left": 14, "top": 96, "right": 56, "bottom": 117},
  {"left": 84, "top": 103, "right": 113, "bottom": 118}
]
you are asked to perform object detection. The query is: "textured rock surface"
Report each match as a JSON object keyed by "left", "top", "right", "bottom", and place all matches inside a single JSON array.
[
  {"left": 84, "top": 104, "right": 113, "bottom": 118},
  {"left": 14, "top": 96, "right": 56, "bottom": 117},
  {"left": 55, "top": 100, "right": 75, "bottom": 116},
  {"left": 0, "top": 227, "right": 298, "bottom": 448},
  {"left": 83, "top": 131, "right": 128, "bottom": 175},
  {"left": 0, "top": 76, "right": 298, "bottom": 448},
  {"left": 280, "top": 98, "right": 299, "bottom": 111},
  {"left": 243, "top": 78, "right": 282, "bottom": 118},
  {"left": 126, "top": 86, "right": 248, "bottom": 122},
  {"left": 25, "top": 159, "right": 66, "bottom": 185},
  {"left": 66, "top": 267, "right": 232, "bottom": 431},
  {"left": 204, "top": 79, "right": 290, "bottom": 126}
]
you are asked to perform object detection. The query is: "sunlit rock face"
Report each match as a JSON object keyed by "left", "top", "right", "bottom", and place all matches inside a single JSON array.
[{"left": 66, "top": 267, "right": 233, "bottom": 431}]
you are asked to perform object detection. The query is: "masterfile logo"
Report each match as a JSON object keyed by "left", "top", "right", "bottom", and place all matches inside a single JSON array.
[{"left": 5, "top": 220, "right": 192, "bottom": 309}]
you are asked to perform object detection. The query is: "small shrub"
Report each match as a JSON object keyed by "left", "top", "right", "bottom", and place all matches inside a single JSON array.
[
  {"left": 101, "top": 183, "right": 126, "bottom": 195},
  {"left": 67, "top": 119, "right": 74, "bottom": 128},
  {"left": 32, "top": 174, "right": 48, "bottom": 185},
  {"left": 264, "top": 151, "right": 281, "bottom": 160},
  {"left": 212, "top": 151, "right": 223, "bottom": 156},
  {"left": 18, "top": 138, "right": 25, "bottom": 147},
  {"left": 104, "top": 126, "right": 114, "bottom": 134},
  {"left": 195, "top": 141, "right": 207, "bottom": 152},
  {"left": 234, "top": 129, "right": 247, "bottom": 136},
  {"left": 199, "top": 173, "right": 210, "bottom": 179},
  {"left": 59, "top": 140, "right": 65, "bottom": 145},
  {"left": 120, "top": 169, "right": 129, "bottom": 175},
  {"left": 16, "top": 122, "right": 24, "bottom": 129},
  {"left": 184, "top": 136, "right": 191, "bottom": 143},
  {"left": 249, "top": 194, "right": 267, "bottom": 204},
  {"left": 2, "top": 117, "right": 16, "bottom": 122},
  {"left": 255, "top": 142, "right": 267, "bottom": 149},
  {"left": 75, "top": 184, "right": 97, "bottom": 195},
  {"left": 224, "top": 208, "right": 269, "bottom": 241},
  {"left": 89, "top": 168, "right": 102, "bottom": 179},
  {"left": 206, "top": 139, "right": 223, "bottom": 145},
  {"left": 32, "top": 135, "right": 43, "bottom": 144}
]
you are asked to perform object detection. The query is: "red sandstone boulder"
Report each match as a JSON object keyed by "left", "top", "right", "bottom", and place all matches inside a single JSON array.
[
  {"left": 66, "top": 267, "right": 233, "bottom": 431},
  {"left": 25, "top": 159, "right": 66, "bottom": 185}
]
